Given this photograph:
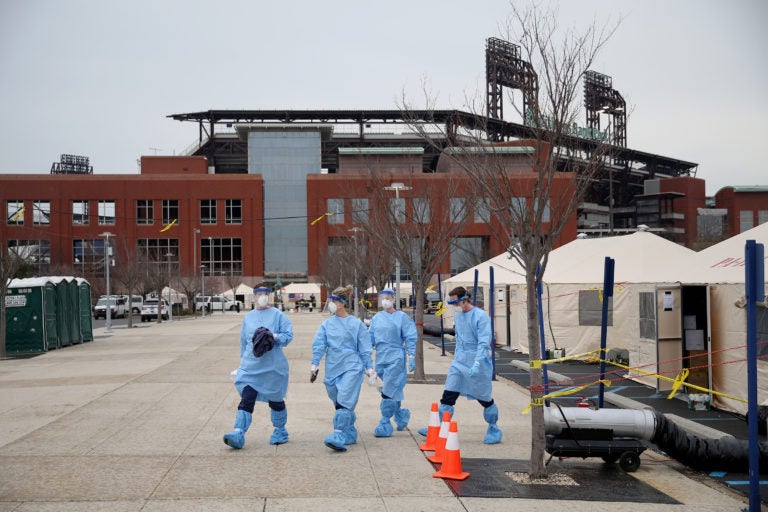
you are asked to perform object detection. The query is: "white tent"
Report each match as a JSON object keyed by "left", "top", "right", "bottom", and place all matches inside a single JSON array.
[
  {"left": 680, "top": 222, "right": 768, "bottom": 414},
  {"left": 444, "top": 231, "right": 700, "bottom": 391}
]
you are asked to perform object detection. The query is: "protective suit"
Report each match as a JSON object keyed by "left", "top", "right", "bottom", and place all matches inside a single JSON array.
[
  {"left": 224, "top": 305, "right": 293, "bottom": 449},
  {"left": 369, "top": 309, "right": 417, "bottom": 401},
  {"left": 444, "top": 306, "right": 493, "bottom": 401},
  {"left": 369, "top": 307, "right": 417, "bottom": 437},
  {"left": 311, "top": 314, "right": 373, "bottom": 410},
  {"left": 235, "top": 307, "right": 293, "bottom": 402}
]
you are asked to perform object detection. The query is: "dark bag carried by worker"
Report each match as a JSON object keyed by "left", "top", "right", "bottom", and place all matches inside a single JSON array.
[{"left": 252, "top": 327, "right": 275, "bottom": 357}]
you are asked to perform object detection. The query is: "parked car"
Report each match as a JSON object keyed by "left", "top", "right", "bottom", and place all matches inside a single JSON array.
[
  {"left": 125, "top": 294, "right": 143, "bottom": 314},
  {"left": 195, "top": 295, "right": 234, "bottom": 312},
  {"left": 141, "top": 299, "right": 169, "bottom": 322},
  {"left": 93, "top": 296, "right": 128, "bottom": 319}
]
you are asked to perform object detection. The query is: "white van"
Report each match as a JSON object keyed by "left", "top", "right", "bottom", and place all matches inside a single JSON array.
[
  {"left": 196, "top": 295, "right": 236, "bottom": 312},
  {"left": 122, "top": 294, "right": 143, "bottom": 314}
]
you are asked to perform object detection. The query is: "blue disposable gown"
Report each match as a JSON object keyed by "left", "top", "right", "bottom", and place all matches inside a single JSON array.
[
  {"left": 369, "top": 310, "right": 417, "bottom": 401},
  {"left": 311, "top": 315, "right": 373, "bottom": 410},
  {"left": 234, "top": 307, "right": 293, "bottom": 403},
  {"left": 444, "top": 306, "right": 493, "bottom": 401}
]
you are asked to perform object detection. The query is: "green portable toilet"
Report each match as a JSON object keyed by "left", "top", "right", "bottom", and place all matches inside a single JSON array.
[
  {"left": 77, "top": 278, "right": 93, "bottom": 342},
  {"left": 5, "top": 277, "right": 59, "bottom": 354},
  {"left": 52, "top": 277, "right": 73, "bottom": 347},
  {"left": 67, "top": 278, "right": 82, "bottom": 343}
]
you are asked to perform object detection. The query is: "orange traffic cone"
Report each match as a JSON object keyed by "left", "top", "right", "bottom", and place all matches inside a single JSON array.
[
  {"left": 426, "top": 411, "right": 451, "bottom": 463},
  {"left": 419, "top": 402, "right": 441, "bottom": 452},
  {"left": 432, "top": 421, "right": 470, "bottom": 480}
]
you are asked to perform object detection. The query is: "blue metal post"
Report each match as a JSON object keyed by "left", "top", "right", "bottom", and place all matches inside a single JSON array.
[
  {"left": 536, "top": 265, "right": 549, "bottom": 399},
  {"left": 598, "top": 257, "right": 615, "bottom": 409},
  {"left": 438, "top": 272, "right": 446, "bottom": 356},
  {"left": 490, "top": 266, "right": 497, "bottom": 381},
  {"left": 745, "top": 240, "right": 764, "bottom": 512},
  {"left": 472, "top": 269, "right": 479, "bottom": 306}
]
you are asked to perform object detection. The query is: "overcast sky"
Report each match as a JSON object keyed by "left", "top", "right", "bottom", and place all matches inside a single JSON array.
[{"left": 1, "top": 0, "right": 765, "bottom": 195}]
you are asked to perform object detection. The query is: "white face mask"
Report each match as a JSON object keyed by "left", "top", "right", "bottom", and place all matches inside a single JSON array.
[
  {"left": 453, "top": 305, "right": 463, "bottom": 313},
  {"left": 256, "top": 295, "right": 269, "bottom": 307},
  {"left": 327, "top": 302, "right": 337, "bottom": 315},
  {"left": 380, "top": 299, "right": 394, "bottom": 310}
]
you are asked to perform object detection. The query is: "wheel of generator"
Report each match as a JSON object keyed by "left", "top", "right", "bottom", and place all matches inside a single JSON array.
[
  {"left": 619, "top": 451, "right": 641, "bottom": 472},
  {"left": 602, "top": 454, "right": 620, "bottom": 464}
]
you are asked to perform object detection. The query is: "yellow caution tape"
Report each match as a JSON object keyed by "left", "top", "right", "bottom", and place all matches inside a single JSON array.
[
  {"left": 310, "top": 212, "right": 332, "bottom": 226},
  {"left": 668, "top": 368, "right": 690, "bottom": 399}
]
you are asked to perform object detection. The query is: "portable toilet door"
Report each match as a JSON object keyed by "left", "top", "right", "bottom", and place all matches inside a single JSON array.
[
  {"left": 77, "top": 279, "right": 93, "bottom": 342},
  {"left": 67, "top": 278, "right": 82, "bottom": 343},
  {"left": 4, "top": 278, "right": 49, "bottom": 354},
  {"left": 43, "top": 280, "right": 59, "bottom": 349},
  {"left": 53, "top": 277, "right": 72, "bottom": 347}
]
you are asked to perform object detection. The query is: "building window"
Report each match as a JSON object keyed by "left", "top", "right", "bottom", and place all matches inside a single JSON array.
[
  {"left": 450, "top": 236, "right": 488, "bottom": 275},
  {"left": 449, "top": 197, "right": 466, "bottom": 223},
  {"left": 739, "top": 210, "right": 754, "bottom": 233},
  {"left": 7, "top": 239, "right": 51, "bottom": 274},
  {"left": 328, "top": 198, "right": 344, "bottom": 224},
  {"left": 578, "top": 289, "right": 613, "bottom": 326},
  {"left": 136, "top": 200, "right": 153, "bottom": 225},
  {"left": 73, "top": 200, "right": 89, "bottom": 225},
  {"left": 351, "top": 198, "right": 368, "bottom": 224},
  {"left": 413, "top": 198, "right": 430, "bottom": 224},
  {"left": 759, "top": 210, "right": 768, "bottom": 225},
  {"left": 98, "top": 200, "right": 115, "bottom": 225},
  {"left": 226, "top": 199, "right": 242, "bottom": 224},
  {"left": 474, "top": 199, "right": 490, "bottom": 224},
  {"left": 7, "top": 200, "right": 24, "bottom": 225},
  {"left": 73, "top": 238, "right": 111, "bottom": 276},
  {"left": 201, "top": 237, "right": 242, "bottom": 275},
  {"left": 137, "top": 238, "right": 180, "bottom": 273},
  {"left": 162, "top": 199, "right": 179, "bottom": 225},
  {"left": 389, "top": 197, "right": 405, "bottom": 223},
  {"left": 535, "top": 198, "right": 551, "bottom": 222},
  {"left": 33, "top": 200, "right": 51, "bottom": 225},
  {"left": 200, "top": 199, "right": 217, "bottom": 224}
]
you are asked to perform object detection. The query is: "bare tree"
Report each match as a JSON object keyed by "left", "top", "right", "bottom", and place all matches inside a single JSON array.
[
  {"left": 112, "top": 244, "right": 146, "bottom": 328},
  {"left": 177, "top": 274, "right": 201, "bottom": 316},
  {"left": 354, "top": 171, "right": 475, "bottom": 381},
  {"left": 143, "top": 256, "right": 169, "bottom": 323},
  {"left": 1, "top": 245, "right": 28, "bottom": 357},
  {"left": 403, "top": 4, "right": 619, "bottom": 477},
  {"left": 224, "top": 272, "right": 243, "bottom": 311}
]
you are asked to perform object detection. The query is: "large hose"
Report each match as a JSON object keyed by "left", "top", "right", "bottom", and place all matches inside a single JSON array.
[
  {"left": 543, "top": 406, "right": 768, "bottom": 473},
  {"left": 650, "top": 411, "right": 768, "bottom": 473}
]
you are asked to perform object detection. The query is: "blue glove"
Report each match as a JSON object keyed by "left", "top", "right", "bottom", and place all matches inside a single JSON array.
[
  {"left": 407, "top": 356, "right": 416, "bottom": 373},
  {"left": 469, "top": 360, "right": 481, "bottom": 377}
]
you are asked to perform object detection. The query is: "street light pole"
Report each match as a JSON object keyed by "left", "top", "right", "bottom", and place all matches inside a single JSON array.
[
  {"left": 99, "top": 232, "right": 114, "bottom": 332},
  {"left": 200, "top": 264, "right": 206, "bottom": 317},
  {"left": 383, "top": 182, "right": 412, "bottom": 309},
  {"left": 193, "top": 228, "right": 200, "bottom": 277},
  {"left": 165, "top": 252, "right": 174, "bottom": 321},
  {"left": 221, "top": 271, "right": 226, "bottom": 315},
  {"left": 349, "top": 227, "right": 363, "bottom": 318}
]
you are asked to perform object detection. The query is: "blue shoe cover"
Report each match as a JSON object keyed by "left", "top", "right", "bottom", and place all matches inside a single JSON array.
[
  {"left": 374, "top": 419, "right": 393, "bottom": 437},
  {"left": 417, "top": 427, "right": 428, "bottom": 436},
  {"left": 324, "top": 431, "right": 347, "bottom": 451},
  {"left": 484, "top": 424, "right": 502, "bottom": 444},
  {"left": 394, "top": 406, "right": 411, "bottom": 431},
  {"left": 483, "top": 404, "right": 501, "bottom": 444},
  {"left": 269, "top": 409, "right": 289, "bottom": 445},
  {"left": 325, "top": 409, "right": 351, "bottom": 451},
  {"left": 223, "top": 410, "right": 252, "bottom": 449}
]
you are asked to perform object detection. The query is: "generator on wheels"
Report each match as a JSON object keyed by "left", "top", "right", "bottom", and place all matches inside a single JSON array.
[{"left": 543, "top": 405, "right": 655, "bottom": 472}]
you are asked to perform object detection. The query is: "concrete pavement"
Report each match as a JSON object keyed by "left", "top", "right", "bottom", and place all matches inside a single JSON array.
[{"left": 0, "top": 311, "right": 752, "bottom": 511}]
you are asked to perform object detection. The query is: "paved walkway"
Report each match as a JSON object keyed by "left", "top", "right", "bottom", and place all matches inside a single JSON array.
[{"left": 0, "top": 311, "right": 752, "bottom": 511}]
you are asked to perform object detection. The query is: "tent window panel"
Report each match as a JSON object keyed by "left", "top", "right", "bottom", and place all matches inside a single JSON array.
[
  {"left": 578, "top": 289, "right": 613, "bottom": 326},
  {"left": 758, "top": 308, "right": 768, "bottom": 359},
  {"left": 639, "top": 291, "right": 656, "bottom": 339}
]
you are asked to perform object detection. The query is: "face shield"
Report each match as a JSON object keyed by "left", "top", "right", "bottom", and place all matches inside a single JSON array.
[
  {"left": 254, "top": 287, "right": 271, "bottom": 308},
  {"left": 378, "top": 289, "right": 395, "bottom": 310}
]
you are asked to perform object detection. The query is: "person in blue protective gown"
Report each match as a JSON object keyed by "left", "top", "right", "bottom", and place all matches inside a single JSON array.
[
  {"left": 223, "top": 283, "right": 294, "bottom": 449},
  {"left": 369, "top": 288, "right": 417, "bottom": 437},
  {"left": 418, "top": 286, "right": 501, "bottom": 444},
  {"left": 310, "top": 285, "right": 377, "bottom": 452}
]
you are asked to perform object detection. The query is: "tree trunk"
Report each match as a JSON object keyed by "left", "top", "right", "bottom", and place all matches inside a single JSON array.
[
  {"left": 526, "top": 272, "right": 547, "bottom": 477},
  {"left": 413, "top": 287, "right": 426, "bottom": 381}
]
